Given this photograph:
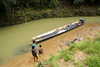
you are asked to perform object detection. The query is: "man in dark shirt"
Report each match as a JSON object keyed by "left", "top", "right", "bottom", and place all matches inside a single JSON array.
[{"left": 31, "top": 46, "right": 39, "bottom": 62}]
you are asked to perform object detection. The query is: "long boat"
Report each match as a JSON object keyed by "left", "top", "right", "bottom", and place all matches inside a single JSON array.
[{"left": 30, "top": 19, "right": 85, "bottom": 44}]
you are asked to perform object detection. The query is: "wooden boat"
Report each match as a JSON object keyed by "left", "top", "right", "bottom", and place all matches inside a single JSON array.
[{"left": 30, "top": 19, "right": 85, "bottom": 44}]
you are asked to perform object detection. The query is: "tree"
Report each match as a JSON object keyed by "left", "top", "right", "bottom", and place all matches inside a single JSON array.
[
  {"left": 74, "top": 0, "right": 84, "bottom": 5},
  {"left": 0, "top": 0, "right": 16, "bottom": 14},
  {"left": 84, "top": 0, "right": 96, "bottom": 5}
]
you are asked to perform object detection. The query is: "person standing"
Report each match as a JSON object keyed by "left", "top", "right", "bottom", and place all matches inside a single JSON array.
[
  {"left": 31, "top": 46, "right": 39, "bottom": 62},
  {"left": 33, "top": 40, "right": 37, "bottom": 51}
]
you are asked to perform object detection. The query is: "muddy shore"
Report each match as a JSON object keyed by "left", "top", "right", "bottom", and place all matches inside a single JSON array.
[{"left": 1, "top": 23, "right": 100, "bottom": 67}]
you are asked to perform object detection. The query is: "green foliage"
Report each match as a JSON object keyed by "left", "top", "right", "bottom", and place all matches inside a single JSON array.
[
  {"left": 85, "top": 56, "right": 100, "bottom": 67},
  {"left": 46, "top": 54, "right": 57, "bottom": 67},
  {"left": 98, "top": 8, "right": 100, "bottom": 11},
  {"left": 68, "top": 14, "right": 74, "bottom": 17},
  {"left": 95, "top": 32, "right": 100, "bottom": 41},
  {"left": 58, "top": 49, "right": 69, "bottom": 59},
  {"left": 75, "top": 33, "right": 100, "bottom": 67},
  {"left": 84, "top": 0, "right": 96, "bottom": 5},
  {"left": 77, "top": 62, "right": 83, "bottom": 67},
  {"left": 64, "top": 54, "right": 71, "bottom": 61},
  {"left": 18, "top": 0, "right": 58, "bottom": 9},
  {"left": 0, "top": 0, "right": 16, "bottom": 13},
  {"left": 79, "top": 40, "right": 100, "bottom": 55},
  {"left": 42, "top": 12, "right": 50, "bottom": 18},
  {"left": 58, "top": 44, "right": 76, "bottom": 60},
  {"left": 34, "top": 14, "right": 41, "bottom": 19},
  {"left": 45, "top": 32, "right": 100, "bottom": 67},
  {"left": 73, "top": 8, "right": 86, "bottom": 16},
  {"left": 48, "top": 0, "right": 58, "bottom": 8},
  {"left": 46, "top": 42, "right": 77, "bottom": 66},
  {"left": 54, "top": 62, "right": 60, "bottom": 67},
  {"left": 69, "top": 44, "right": 75, "bottom": 50},
  {"left": 74, "top": 61, "right": 83, "bottom": 67},
  {"left": 1, "top": 0, "right": 100, "bottom": 27},
  {"left": 74, "top": 0, "right": 84, "bottom": 5}
]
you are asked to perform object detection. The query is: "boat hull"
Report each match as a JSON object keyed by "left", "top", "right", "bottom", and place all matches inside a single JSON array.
[{"left": 30, "top": 20, "right": 85, "bottom": 44}]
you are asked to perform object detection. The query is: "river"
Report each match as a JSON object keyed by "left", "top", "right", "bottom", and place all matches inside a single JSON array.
[{"left": 0, "top": 16, "right": 100, "bottom": 64}]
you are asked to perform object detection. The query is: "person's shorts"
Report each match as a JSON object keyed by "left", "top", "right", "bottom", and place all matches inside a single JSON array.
[
  {"left": 39, "top": 51, "right": 43, "bottom": 54},
  {"left": 34, "top": 55, "right": 39, "bottom": 58}
]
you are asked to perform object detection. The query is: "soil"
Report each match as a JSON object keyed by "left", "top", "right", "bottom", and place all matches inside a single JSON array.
[{"left": 1, "top": 23, "right": 100, "bottom": 67}]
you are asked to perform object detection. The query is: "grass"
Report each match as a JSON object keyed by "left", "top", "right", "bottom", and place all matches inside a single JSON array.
[
  {"left": 43, "top": 32, "right": 100, "bottom": 67},
  {"left": 75, "top": 32, "right": 100, "bottom": 67},
  {"left": 85, "top": 56, "right": 100, "bottom": 67},
  {"left": 45, "top": 44, "right": 76, "bottom": 67},
  {"left": 46, "top": 54, "right": 58, "bottom": 67}
]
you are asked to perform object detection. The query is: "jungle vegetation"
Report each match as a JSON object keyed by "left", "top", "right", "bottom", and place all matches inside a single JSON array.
[{"left": 0, "top": 0, "right": 100, "bottom": 26}]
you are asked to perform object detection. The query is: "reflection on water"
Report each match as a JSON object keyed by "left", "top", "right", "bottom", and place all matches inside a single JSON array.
[{"left": 0, "top": 16, "right": 100, "bottom": 64}]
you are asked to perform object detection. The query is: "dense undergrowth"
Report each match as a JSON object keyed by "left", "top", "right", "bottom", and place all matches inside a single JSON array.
[
  {"left": 42, "top": 31, "right": 100, "bottom": 67},
  {"left": 0, "top": 0, "right": 100, "bottom": 27},
  {"left": 1, "top": 6, "right": 100, "bottom": 27}
]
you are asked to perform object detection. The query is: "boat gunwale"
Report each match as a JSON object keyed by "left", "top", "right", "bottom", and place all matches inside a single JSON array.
[{"left": 30, "top": 19, "right": 85, "bottom": 44}]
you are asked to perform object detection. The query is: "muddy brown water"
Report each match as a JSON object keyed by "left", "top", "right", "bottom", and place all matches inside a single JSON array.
[{"left": 0, "top": 16, "right": 100, "bottom": 65}]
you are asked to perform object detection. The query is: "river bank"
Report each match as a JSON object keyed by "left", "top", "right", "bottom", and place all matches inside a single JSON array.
[{"left": 1, "top": 22, "right": 100, "bottom": 67}]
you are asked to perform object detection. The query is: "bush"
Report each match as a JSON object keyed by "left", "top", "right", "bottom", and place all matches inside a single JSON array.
[
  {"left": 42, "top": 12, "right": 50, "bottom": 18},
  {"left": 47, "top": 0, "right": 58, "bottom": 8},
  {"left": 95, "top": 32, "right": 100, "bottom": 41},
  {"left": 64, "top": 54, "right": 71, "bottom": 61},
  {"left": 68, "top": 14, "right": 74, "bottom": 17},
  {"left": 74, "top": 0, "right": 84, "bottom": 5}
]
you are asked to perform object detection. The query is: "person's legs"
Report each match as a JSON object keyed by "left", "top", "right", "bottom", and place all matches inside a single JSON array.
[
  {"left": 34, "top": 57, "right": 35, "bottom": 62},
  {"left": 36, "top": 55, "right": 39, "bottom": 62}
]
